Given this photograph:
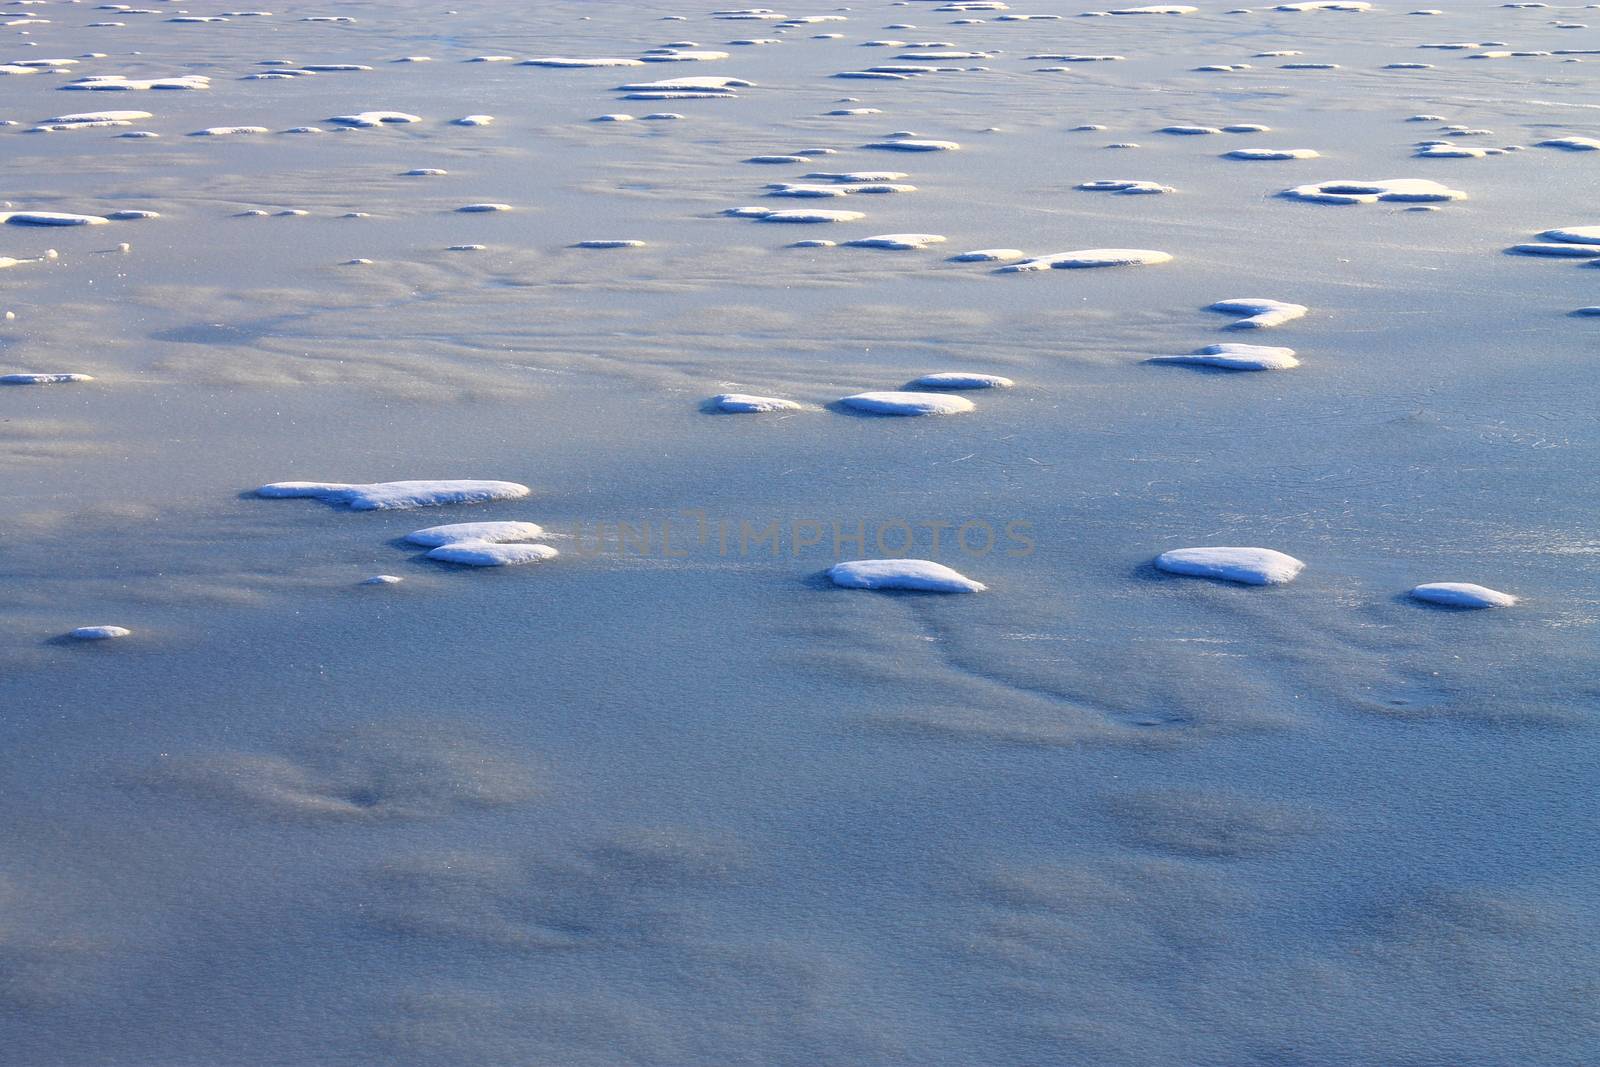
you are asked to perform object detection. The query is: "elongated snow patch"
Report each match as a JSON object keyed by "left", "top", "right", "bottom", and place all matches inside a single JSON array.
[
  {"left": 257, "top": 480, "right": 530, "bottom": 510},
  {"left": 840, "top": 391, "right": 975, "bottom": 415},
  {"left": 405, "top": 522, "right": 545, "bottom": 547},
  {"left": 733, "top": 208, "right": 865, "bottom": 223},
  {"left": 710, "top": 393, "right": 806, "bottom": 412},
  {"left": 1510, "top": 243, "right": 1600, "bottom": 258},
  {"left": 1078, "top": 179, "right": 1174, "bottom": 194},
  {"left": 1, "top": 373, "right": 94, "bottom": 384},
  {"left": 1538, "top": 137, "right": 1600, "bottom": 151},
  {"left": 1409, "top": 582, "right": 1517, "bottom": 608},
  {"left": 1155, "top": 547, "right": 1305, "bottom": 585},
  {"left": 70, "top": 625, "right": 131, "bottom": 640},
  {"left": 952, "top": 248, "right": 1025, "bottom": 262},
  {"left": 523, "top": 57, "right": 645, "bottom": 67},
  {"left": 1149, "top": 343, "right": 1300, "bottom": 370},
  {"left": 617, "top": 76, "right": 752, "bottom": 90},
  {"left": 910, "top": 372, "right": 1014, "bottom": 389},
  {"left": 828, "top": 559, "right": 986, "bottom": 592},
  {"left": 1226, "top": 148, "right": 1320, "bottom": 160},
  {"left": 863, "top": 139, "right": 960, "bottom": 151},
  {"left": 999, "top": 248, "right": 1172, "bottom": 271},
  {"left": 329, "top": 112, "right": 421, "bottom": 127},
  {"left": 1209, "top": 298, "right": 1307, "bottom": 329},
  {"left": 1, "top": 211, "right": 108, "bottom": 226},
  {"left": 844, "top": 233, "right": 946, "bottom": 250},
  {"left": 1540, "top": 226, "right": 1600, "bottom": 244},
  {"left": 1282, "top": 179, "right": 1466, "bottom": 203},
  {"left": 43, "top": 110, "right": 152, "bottom": 124},
  {"left": 426, "top": 542, "right": 558, "bottom": 567}
]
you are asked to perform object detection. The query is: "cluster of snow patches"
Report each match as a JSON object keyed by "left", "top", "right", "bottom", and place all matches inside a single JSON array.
[
  {"left": 1209, "top": 298, "right": 1308, "bottom": 329},
  {"left": 1415, "top": 143, "right": 1507, "bottom": 158},
  {"left": 765, "top": 180, "right": 916, "bottom": 198},
  {"left": 1509, "top": 225, "right": 1600, "bottom": 258},
  {"left": 727, "top": 208, "right": 866, "bottom": 223},
  {"left": 828, "top": 559, "right": 986, "bottom": 592},
  {"left": 1282, "top": 179, "right": 1466, "bottom": 203},
  {"left": 329, "top": 112, "right": 422, "bottom": 127},
  {"left": 616, "top": 75, "right": 752, "bottom": 102},
  {"left": 1276, "top": 1, "right": 1371, "bottom": 10},
  {"left": 62, "top": 74, "right": 210, "bottom": 90},
  {"left": 256, "top": 480, "right": 530, "bottom": 510},
  {"left": 1077, "top": 179, "right": 1174, "bottom": 194},
  {"left": 405, "top": 522, "right": 557, "bottom": 567},
  {"left": 31, "top": 109, "right": 151, "bottom": 132}
]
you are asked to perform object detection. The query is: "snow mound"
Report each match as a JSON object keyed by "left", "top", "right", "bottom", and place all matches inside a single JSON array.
[
  {"left": 844, "top": 233, "right": 946, "bottom": 249},
  {"left": 426, "top": 542, "right": 559, "bottom": 567},
  {"left": 999, "top": 248, "right": 1172, "bottom": 271},
  {"left": 1226, "top": 148, "right": 1320, "bottom": 160},
  {"left": 1209, "top": 298, "right": 1308, "bottom": 329},
  {"left": 1409, "top": 582, "right": 1517, "bottom": 608},
  {"left": 828, "top": 559, "right": 986, "bottom": 592},
  {"left": 1077, "top": 179, "right": 1174, "bottom": 194},
  {"left": 70, "top": 625, "right": 131, "bottom": 640},
  {"left": 709, "top": 393, "right": 806, "bottom": 412},
  {"left": 1, "top": 372, "right": 95, "bottom": 384},
  {"left": 910, "top": 372, "right": 1014, "bottom": 389},
  {"left": 1155, "top": 547, "right": 1306, "bottom": 585},
  {"left": 1149, "top": 343, "right": 1300, "bottom": 370},
  {"left": 1282, "top": 178, "right": 1465, "bottom": 204},
  {"left": 405, "top": 522, "right": 546, "bottom": 547},
  {"left": 256, "top": 480, "right": 531, "bottom": 510},
  {"left": 840, "top": 391, "right": 976, "bottom": 415},
  {"left": 862, "top": 138, "right": 960, "bottom": 151}
]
